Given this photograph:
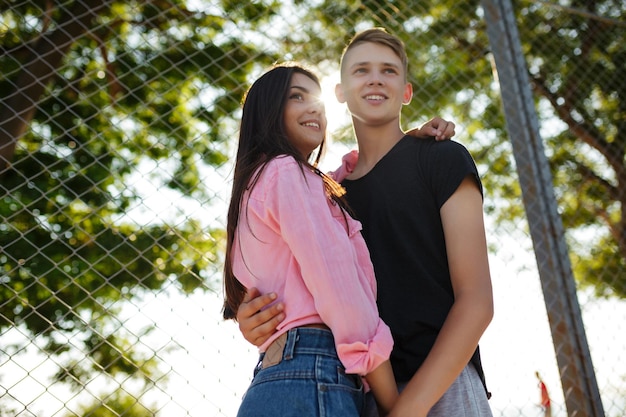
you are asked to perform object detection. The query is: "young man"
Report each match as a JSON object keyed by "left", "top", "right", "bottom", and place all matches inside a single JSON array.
[{"left": 234, "top": 28, "right": 493, "bottom": 417}]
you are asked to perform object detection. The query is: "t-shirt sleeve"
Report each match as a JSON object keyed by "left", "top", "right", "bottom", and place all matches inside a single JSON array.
[{"left": 424, "top": 140, "right": 483, "bottom": 209}]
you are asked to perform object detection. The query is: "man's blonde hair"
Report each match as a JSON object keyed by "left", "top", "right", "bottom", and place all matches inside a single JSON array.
[{"left": 340, "top": 27, "right": 409, "bottom": 81}]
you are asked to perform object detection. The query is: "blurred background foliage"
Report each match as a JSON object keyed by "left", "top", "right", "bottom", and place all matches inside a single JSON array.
[{"left": 0, "top": 0, "right": 624, "bottom": 415}]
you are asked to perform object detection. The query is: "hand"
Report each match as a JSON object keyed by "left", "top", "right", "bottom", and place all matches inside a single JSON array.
[
  {"left": 237, "top": 287, "right": 284, "bottom": 347},
  {"left": 406, "top": 117, "right": 456, "bottom": 141}
]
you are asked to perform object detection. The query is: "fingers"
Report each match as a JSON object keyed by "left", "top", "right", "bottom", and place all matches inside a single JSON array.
[
  {"left": 427, "top": 117, "right": 456, "bottom": 141},
  {"left": 236, "top": 288, "right": 284, "bottom": 347},
  {"left": 240, "top": 286, "right": 262, "bottom": 308},
  {"left": 240, "top": 303, "right": 284, "bottom": 347},
  {"left": 406, "top": 117, "right": 456, "bottom": 141},
  {"left": 437, "top": 121, "right": 456, "bottom": 140},
  {"left": 237, "top": 288, "right": 276, "bottom": 321}
]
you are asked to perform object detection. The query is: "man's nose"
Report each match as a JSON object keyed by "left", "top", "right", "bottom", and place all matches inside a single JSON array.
[{"left": 367, "top": 72, "right": 383, "bottom": 85}]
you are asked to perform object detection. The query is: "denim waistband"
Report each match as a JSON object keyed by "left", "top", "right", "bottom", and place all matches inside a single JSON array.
[{"left": 279, "top": 327, "right": 336, "bottom": 361}]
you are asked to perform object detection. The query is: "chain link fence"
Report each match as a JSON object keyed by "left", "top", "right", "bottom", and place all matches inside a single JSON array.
[{"left": 1, "top": 1, "right": 624, "bottom": 416}]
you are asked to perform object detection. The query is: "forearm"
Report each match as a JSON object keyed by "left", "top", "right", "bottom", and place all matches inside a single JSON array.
[
  {"left": 365, "top": 360, "right": 398, "bottom": 416},
  {"left": 389, "top": 295, "right": 492, "bottom": 416}
]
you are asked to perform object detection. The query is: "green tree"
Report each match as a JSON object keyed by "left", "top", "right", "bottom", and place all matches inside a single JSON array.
[
  {"left": 0, "top": 0, "right": 281, "bottom": 407},
  {"left": 519, "top": 0, "right": 626, "bottom": 297},
  {"left": 1, "top": 0, "right": 624, "bottom": 413},
  {"left": 66, "top": 389, "right": 158, "bottom": 417}
]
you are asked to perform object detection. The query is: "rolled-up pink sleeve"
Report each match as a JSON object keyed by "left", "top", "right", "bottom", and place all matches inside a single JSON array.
[
  {"left": 328, "top": 150, "right": 358, "bottom": 182},
  {"left": 335, "top": 317, "right": 393, "bottom": 376},
  {"left": 258, "top": 157, "right": 392, "bottom": 375}
]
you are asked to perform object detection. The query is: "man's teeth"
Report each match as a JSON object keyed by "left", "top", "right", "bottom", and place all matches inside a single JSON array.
[{"left": 366, "top": 95, "right": 385, "bottom": 100}]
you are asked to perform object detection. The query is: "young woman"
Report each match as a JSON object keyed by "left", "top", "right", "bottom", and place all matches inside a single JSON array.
[{"left": 223, "top": 63, "right": 397, "bottom": 417}]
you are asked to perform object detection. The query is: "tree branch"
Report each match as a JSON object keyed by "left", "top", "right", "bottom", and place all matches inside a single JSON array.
[
  {"left": 0, "top": 0, "right": 114, "bottom": 172},
  {"left": 530, "top": 73, "right": 623, "bottom": 172}
]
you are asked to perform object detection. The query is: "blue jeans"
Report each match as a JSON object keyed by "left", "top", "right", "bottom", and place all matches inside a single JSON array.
[{"left": 237, "top": 327, "right": 365, "bottom": 417}]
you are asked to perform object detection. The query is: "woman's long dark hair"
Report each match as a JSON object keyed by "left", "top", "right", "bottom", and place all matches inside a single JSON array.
[{"left": 223, "top": 63, "right": 348, "bottom": 320}]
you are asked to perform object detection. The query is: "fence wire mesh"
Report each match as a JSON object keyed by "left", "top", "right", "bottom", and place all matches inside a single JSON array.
[{"left": 1, "top": 0, "right": 624, "bottom": 416}]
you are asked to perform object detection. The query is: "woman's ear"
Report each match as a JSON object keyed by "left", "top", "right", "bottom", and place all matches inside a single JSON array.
[{"left": 335, "top": 83, "right": 346, "bottom": 103}]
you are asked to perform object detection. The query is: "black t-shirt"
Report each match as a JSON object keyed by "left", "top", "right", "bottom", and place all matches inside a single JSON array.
[{"left": 342, "top": 135, "right": 488, "bottom": 389}]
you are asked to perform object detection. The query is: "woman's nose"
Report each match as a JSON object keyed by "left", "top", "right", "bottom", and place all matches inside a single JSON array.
[{"left": 310, "top": 99, "right": 324, "bottom": 113}]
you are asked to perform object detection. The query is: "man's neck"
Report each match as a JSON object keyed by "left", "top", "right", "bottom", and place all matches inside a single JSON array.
[{"left": 348, "top": 120, "right": 405, "bottom": 179}]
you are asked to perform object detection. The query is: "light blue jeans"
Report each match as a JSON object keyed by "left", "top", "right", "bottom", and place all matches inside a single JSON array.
[{"left": 237, "top": 327, "right": 365, "bottom": 417}]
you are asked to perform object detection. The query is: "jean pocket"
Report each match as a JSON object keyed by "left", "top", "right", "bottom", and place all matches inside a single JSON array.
[
  {"left": 318, "top": 363, "right": 364, "bottom": 394},
  {"left": 317, "top": 366, "right": 365, "bottom": 416},
  {"left": 338, "top": 366, "right": 363, "bottom": 391}
]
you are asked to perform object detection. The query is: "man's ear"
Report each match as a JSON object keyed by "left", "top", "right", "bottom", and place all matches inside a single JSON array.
[
  {"left": 335, "top": 83, "right": 346, "bottom": 103},
  {"left": 403, "top": 82, "right": 413, "bottom": 105}
]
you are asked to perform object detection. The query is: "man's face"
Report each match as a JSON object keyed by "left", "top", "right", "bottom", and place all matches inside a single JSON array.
[{"left": 335, "top": 42, "right": 412, "bottom": 126}]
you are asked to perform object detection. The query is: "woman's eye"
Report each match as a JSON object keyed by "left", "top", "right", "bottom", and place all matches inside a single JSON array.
[{"left": 289, "top": 93, "right": 303, "bottom": 100}]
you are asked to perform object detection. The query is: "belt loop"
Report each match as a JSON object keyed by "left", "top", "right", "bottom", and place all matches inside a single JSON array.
[{"left": 283, "top": 328, "right": 298, "bottom": 361}]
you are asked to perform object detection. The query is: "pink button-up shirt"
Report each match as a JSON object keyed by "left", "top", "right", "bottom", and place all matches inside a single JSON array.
[{"left": 232, "top": 155, "right": 392, "bottom": 376}]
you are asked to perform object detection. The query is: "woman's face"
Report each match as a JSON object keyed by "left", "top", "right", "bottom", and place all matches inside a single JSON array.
[{"left": 283, "top": 72, "right": 327, "bottom": 158}]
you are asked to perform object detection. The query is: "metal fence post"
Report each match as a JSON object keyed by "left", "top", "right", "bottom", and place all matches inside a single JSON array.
[{"left": 480, "top": 0, "right": 605, "bottom": 415}]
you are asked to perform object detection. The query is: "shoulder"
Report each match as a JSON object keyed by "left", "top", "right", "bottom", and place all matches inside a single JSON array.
[
  {"left": 403, "top": 135, "right": 469, "bottom": 153},
  {"left": 403, "top": 137, "right": 482, "bottom": 198},
  {"left": 258, "top": 155, "right": 306, "bottom": 183},
  {"left": 265, "top": 155, "right": 300, "bottom": 172},
  {"left": 398, "top": 136, "right": 474, "bottom": 167},
  {"left": 261, "top": 156, "right": 320, "bottom": 191},
  {"left": 435, "top": 138, "right": 471, "bottom": 154},
  {"left": 411, "top": 137, "right": 474, "bottom": 163},
  {"left": 249, "top": 156, "right": 303, "bottom": 198}
]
